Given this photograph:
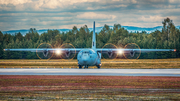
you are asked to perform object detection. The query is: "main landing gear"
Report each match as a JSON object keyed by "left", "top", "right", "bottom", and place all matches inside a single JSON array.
[
  {"left": 96, "top": 64, "right": 101, "bottom": 69},
  {"left": 78, "top": 65, "right": 89, "bottom": 69},
  {"left": 96, "top": 65, "right": 101, "bottom": 69}
]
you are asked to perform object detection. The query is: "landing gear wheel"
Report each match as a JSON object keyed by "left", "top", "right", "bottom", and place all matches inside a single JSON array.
[
  {"left": 79, "top": 65, "right": 82, "bottom": 69},
  {"left": 96, "top": 65, "right": 101, "bottom": 69},
  {"left": 84, "top": 66, "right": 88, "bottom": 69}
]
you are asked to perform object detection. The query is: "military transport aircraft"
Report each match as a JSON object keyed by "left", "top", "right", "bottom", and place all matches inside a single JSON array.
[{"left": 4, "top": 22, "right": 176, "bottom": 69}]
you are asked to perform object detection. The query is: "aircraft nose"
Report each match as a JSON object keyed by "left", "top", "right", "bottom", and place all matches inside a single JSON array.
[{"left": 82, "top": 55, "right": 89, "bottom": 63}]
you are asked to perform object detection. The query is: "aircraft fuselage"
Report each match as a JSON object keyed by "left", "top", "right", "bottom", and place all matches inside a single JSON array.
[{"left": 77, "top": 49, "right": 101, "bottom": 68}]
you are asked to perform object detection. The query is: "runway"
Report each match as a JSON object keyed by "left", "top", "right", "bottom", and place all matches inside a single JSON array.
[{"left": 0, "top": 69, "right": 180, "bottom": 76}]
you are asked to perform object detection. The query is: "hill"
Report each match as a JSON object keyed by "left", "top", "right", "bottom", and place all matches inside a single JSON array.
[{"left": 3, "top": 25, "right": 180, "bottom": 35}]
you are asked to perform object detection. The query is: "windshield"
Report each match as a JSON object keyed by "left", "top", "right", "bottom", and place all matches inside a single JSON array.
[
  {"left": 82, "top": 50, "right": 94, "bottom": 54},
  {"left": 83, "top": 51, "right": 89, "bottom": 54}
]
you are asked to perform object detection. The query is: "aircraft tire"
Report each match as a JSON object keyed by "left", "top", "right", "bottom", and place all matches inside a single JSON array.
[
  {"left": 84, "top": 66, "right": 88, "bottom": 69},
  {"left": 96, "top": 65, "right": 101, "bottom": 69},
  {"left": 79, "top": 65, "right": 82, "bottom": 69}
]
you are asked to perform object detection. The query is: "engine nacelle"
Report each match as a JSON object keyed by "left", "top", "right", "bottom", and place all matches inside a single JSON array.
[
  {"left": 36, "top": 43, "right": 54, "bottom": 60},
  {"left": 65, "top": 50, "right": 71, "bottom": 57},
  {"left": 107, "top": 51, "right": 113, "bottom": 58},
  {"left": 123, "top": 43, "right": 141, "bottom": 59},
  {"left": 102, "top": 43, "right": 118, "bottom": 59},
  {"left": 43, "top": 50, "right": 49, "bottom": 57},
  {"left": 59, "top": 43, "right": 76, "bottom": 60},
  {"left": 130, "top": 51, "right": 135, "bottom": 57}
]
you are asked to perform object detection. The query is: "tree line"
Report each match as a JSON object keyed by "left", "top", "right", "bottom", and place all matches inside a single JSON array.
[{"left": 0, "top": 18, "right": 179, "bottom": 59}]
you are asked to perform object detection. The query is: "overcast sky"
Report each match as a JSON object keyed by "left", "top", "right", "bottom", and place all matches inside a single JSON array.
[{"left": 0, "top": 0, "right": 180, "bottom": 31}]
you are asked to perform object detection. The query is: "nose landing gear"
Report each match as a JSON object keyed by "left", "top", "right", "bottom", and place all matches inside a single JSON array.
[
  {"left": 78, "top": 64, "right": 101, "bottom": 69},
  {"left": 78, "top": 65, "right": 89, "bottom": 69},
  {"left": 84, "top": 66, "right": 88, "bottom": 69}
]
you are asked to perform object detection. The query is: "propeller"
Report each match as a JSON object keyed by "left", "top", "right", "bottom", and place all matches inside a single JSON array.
[
  {"left": 123, "top": 43, "right": 141, "bottom": 59},
  {"left": 59, "top": 43, "right": 76, "bottom": 60},
  {"left": 36, "top": 43, "right": 54, "bottom": 60},
  {"left": 101, "top": 43, "right": 118, "bottom": 60}
]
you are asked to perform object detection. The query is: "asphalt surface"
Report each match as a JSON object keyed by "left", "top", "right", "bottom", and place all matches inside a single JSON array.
[{"left": 0, "top": 69, "right": 180, "bottom": 76}]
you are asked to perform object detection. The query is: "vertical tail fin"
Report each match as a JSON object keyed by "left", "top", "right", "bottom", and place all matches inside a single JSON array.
[{"left": 92, "top": 21, "right": 96, "bottom": 49}]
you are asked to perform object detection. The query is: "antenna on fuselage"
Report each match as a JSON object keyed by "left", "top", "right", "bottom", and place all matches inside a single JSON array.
[{"left": 92, "top": 21, "right": 96, "bottom": 49}]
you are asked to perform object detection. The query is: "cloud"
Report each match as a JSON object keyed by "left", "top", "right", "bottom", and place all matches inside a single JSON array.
[
  {"left": 0, "top": 0, "right": 32, "bottom": 5},
  {"left": 76, "top": 12, "right": 116, "bottom": 20},
  {"left": 169, "top": 0, "right": 180, "bottom": 3},
  {"left": 139, "top": 16, "right": 164, "bottom": 22},
  {"left": 0, "top": 0, "right": 180, "bottom": 31},
  {"left": 132, "top": 0, "right": 137, "bottom": 4}
]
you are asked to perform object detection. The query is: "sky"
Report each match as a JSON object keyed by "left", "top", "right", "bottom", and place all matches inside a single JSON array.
[{"left": 0, "top": 0, "right": 180, "bottom": 31}]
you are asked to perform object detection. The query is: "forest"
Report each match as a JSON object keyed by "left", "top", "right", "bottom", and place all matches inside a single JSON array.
[{"left": 0, "top": 18, "right": 179, "bottom": 59}]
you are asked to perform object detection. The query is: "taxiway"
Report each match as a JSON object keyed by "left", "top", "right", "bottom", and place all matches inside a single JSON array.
[{"left": 0, "top": 69, "right": 180, "bottom": 76}]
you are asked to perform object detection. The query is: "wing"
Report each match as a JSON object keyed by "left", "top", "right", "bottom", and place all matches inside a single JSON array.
[
  {"left": 4, "top": 48, "right": 84, "bottom": 58},
  {"left": 96, "top": 48, "right": 176, "bottom": 53},
  {"left": 96, "top": 48, "right": 176, "bottom": 58},
  {"left": 4, "top": 48, "right": 176, "bottom": 53},
  {"left": 4, "top": 48, "right": 84, "bottom": 53}
]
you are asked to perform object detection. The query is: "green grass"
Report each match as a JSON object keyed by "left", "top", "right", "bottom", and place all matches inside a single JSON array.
[{"left": 0, "top": 58, "right": 180, "bottom": 69}]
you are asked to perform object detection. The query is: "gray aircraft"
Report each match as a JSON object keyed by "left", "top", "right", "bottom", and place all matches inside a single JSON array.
[{"left": 4, "top": 21, "right": 176, "bottom": 69}]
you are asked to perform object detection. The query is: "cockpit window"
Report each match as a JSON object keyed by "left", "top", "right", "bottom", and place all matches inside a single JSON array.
[
  {"left": 83, "top": 51, "right": 89, "bottom": 54},
  {"left": 82, "top": 50, "right": 95, "bottom": 54},
  {"left": 83, "top": 51, "right": 89, "bottom": 53}
]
